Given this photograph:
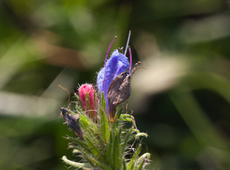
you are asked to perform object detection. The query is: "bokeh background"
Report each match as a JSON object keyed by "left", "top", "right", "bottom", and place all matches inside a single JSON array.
[{"left": 0, "top": 0, "right": 230, "bottom": 170}]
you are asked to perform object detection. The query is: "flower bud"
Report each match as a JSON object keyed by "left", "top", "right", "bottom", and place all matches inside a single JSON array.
[
  {"left": 78, "top": 84, "right": 97, "bottom": 119},
  {"left": 60, "top": 107, "right": 83, "bottom": 139}
]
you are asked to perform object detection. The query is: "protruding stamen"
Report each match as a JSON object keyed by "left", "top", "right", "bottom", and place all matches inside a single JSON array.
[
  {"left": 105, "top": 36, "right": 117, "bottom": 65},
  {"left": 128, "top": 47, "right": 132, "bottom": 73},
  {"left": 124, "top": 30, "right": 131, "bottom": 56}
]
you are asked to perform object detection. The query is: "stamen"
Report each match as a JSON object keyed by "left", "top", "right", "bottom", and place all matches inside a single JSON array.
[
  {"left": 128, "top": 47, "right": 132, "bottom": 73},
  {"left": 124, "top": 30, "right": 131, "bottom": 56},
  {"left": 105, "top": 36, "right": 117, "bottom": 65}
]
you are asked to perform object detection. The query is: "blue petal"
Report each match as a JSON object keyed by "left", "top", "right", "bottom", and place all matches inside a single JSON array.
[
  {"left": 111, "top": 50, "right": 129, "bottom": 78},
  {"left": 97, "top": 67, "right": 105, "bottom": 92},
  {"left": 103, "top": 55, "right": 118, "bottom": 94},
  {"left": 96, "top": 49, "right": 130, "bottom": 112}
]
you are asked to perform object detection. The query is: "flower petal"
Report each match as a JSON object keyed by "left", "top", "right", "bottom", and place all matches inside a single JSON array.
[
  {"left": 96, "top": 49, "right": 130, "bottom": 113},
  {"left": 104, "top": 50, "right": 129, "bottom": 93},
  {"left": 97, "top": 68, "right": 105, "bottom": 92}
]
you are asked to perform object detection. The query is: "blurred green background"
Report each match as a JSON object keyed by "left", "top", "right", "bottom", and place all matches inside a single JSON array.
[{"left": 0, "top": 0, "right": 229, "bottom": 170}]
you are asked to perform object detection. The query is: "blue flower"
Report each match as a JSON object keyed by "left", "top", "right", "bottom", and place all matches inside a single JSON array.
[{"left": 97, "top": 49, "right": 130, "bottom": 112}]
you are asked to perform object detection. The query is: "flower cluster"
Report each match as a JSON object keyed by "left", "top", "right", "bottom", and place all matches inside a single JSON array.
[{"left": 60, "top": 36, "right": 150, "bottom": 170}]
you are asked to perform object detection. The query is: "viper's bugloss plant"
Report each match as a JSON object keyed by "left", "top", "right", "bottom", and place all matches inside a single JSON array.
[{"left": 61, "top": 32, "right": 150, "bottom": 170}]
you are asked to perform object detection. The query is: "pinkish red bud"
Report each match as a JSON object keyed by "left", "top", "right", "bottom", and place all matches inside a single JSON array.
[{"left": 78, "top": 84, "right": 97, "bottom": 120}]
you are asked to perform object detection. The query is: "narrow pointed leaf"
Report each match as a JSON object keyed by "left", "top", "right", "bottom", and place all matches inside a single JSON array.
[{"left": 100, "top": 94, "right": 110, "bottom": 143}]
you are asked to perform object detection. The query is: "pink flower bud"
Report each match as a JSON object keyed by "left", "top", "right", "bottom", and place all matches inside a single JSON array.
[{"left": 78, "top": 84, "right": 97, "bottom": 119}]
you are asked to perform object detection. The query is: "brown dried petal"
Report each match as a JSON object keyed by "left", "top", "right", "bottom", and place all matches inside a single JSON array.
[
  {"left": 107, "top": 62, "right": 141, "bottom": 118},
  {"left": 107, "top": 71, "right": 131, "bottom": 109}
]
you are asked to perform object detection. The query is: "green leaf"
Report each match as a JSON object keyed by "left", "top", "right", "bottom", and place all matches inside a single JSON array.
[
  {"left": 99, "top": 94, "right": 110, "bottom": 143},
  {"left": 79, "top": 112, "right": 94, "bottom": 130},
  {"left": 104, "top": 125, "right": 123, "bottom": 169},
  {"left": 113, "top": 129, "right": 122, "bottom": 169},
  {"left": 79, "top": 114, "right": 102, "bottom": 156}
]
